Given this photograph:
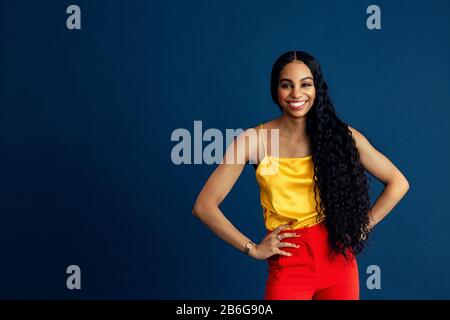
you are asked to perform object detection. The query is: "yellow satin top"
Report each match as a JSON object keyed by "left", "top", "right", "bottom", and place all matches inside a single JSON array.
[{"left": 255, "top": 124, "right": 324, "bottom": 231}]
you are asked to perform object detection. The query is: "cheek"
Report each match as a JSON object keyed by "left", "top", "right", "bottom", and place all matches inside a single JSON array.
[
  {"left": 278, "top": 89, "right": 289, "bottom": 100},
  {"left": 308, "top": 89, "right": 316, "bottom": 102}
]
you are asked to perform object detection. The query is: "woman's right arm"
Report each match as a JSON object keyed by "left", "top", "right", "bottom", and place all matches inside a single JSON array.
[
  {"left": 192, "top": 130, "right": 255, "bottom": 255},
  {"left": 192, "top": 129, "right": 296, "bottom": 260}
]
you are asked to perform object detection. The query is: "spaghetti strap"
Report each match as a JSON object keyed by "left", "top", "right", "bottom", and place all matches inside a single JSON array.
[{"left": 260, "top": 123, "right": 268, "bottom": 158}]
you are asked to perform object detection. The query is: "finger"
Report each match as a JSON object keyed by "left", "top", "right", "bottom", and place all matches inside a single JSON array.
[
  {"left": 280, "top": 241, "right": 300, "bottom": 248},
  {"left": 274, "top": 233, "right": 282, "bottom": 241},
  {"left": 274, "top": 223, "right": 291, "bottom": 233},
  {"left": 281, "top": 232, "right": 301, "bottom": 239},
  {"left": 276, "top": 249, "right": 292, "bottom": 256},
  {"left": 276, "top": 232, "right": 297, "bottom": 241},
  {"left": 272, "top": 225, "right": 291, "bottom": 238}
]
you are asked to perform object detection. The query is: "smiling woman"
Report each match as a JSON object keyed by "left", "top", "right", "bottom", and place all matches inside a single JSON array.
[
  {"left": 192, "top": 51, "right": 409, "bottom": 300},
  {"left": 279, "top": 75, "right": 315, "bottom": 113}
]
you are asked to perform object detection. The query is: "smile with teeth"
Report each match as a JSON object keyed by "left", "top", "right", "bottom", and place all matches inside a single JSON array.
[{"left": 288, "top": 100, "right": 307, "bottom": 108}]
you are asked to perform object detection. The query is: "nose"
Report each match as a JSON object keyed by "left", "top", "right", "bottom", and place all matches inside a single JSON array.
[{"left": 290, "top": 86, "right": 304, "bottom": 99}]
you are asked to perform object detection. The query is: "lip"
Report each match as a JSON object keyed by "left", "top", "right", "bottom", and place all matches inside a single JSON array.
[{"left": 287, "top": 100, "right": 308, "bottom": 110}]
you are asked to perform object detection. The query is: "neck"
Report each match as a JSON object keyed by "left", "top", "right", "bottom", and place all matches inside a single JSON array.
[{"left": 278, "top": 113, "right": 308, "bottom": 141}]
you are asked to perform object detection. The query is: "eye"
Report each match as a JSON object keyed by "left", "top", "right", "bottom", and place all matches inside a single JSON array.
[
  {"left": 280, "top": 83, "right": 292, "bottom": 89},
  {"left": 302, "top": 83, "right": 313, "bottom": 87}
]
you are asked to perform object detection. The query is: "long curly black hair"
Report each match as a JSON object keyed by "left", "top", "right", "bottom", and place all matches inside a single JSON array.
[{"left": 270, "top": 51, "right": 372, "bottom": 260}]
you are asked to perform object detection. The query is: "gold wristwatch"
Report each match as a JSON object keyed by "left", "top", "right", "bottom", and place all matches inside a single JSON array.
[{"left": 244, "top": 241, "right": 256, "bottom": 255}]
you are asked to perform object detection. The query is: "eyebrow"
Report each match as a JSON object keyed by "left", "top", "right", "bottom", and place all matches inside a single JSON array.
[{"left": 279, "top": 77, "right": 314, "bottom": 82}]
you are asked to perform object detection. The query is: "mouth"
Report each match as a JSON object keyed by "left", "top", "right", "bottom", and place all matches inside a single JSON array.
[{"left": 287, "top": 100, "right": 308, "bottom": 110}]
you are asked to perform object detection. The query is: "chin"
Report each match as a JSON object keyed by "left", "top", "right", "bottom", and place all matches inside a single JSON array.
[{"left": 283, "top": 107, "right": 310, "bottom": 117}]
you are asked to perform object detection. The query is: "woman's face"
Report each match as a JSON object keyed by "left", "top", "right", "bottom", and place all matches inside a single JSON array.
[{"left": 277, "top": 61, "right": 316, "bottom": 118}]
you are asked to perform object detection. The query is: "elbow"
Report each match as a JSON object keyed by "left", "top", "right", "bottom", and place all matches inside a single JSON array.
[
  {"left": 401, "top": 174, "right": 410, "bottom": 193},
  {"left": 397, "top": 176, "right": 410, "bottom": 196},
  {"left": 404, "top": 179, "right": 410, "bottom": 192},
  {"left": 386, "top": 175, "right": 410, "bottom": 197},
  {"left": 192, "top": 200, "right": 206, "bottom": 218},
  {"left": 192, "top": 199, "right": 218, "bottom": 219},
  {"left": 192, "top": 202, "right": 200, "bottom": 218}
]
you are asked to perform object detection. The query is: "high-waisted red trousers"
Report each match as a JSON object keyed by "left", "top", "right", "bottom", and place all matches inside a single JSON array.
[{"left": 264, "top": 222, "right": 359, "bottom": 300}]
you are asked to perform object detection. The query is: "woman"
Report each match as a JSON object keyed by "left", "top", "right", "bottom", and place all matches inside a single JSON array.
[{"left": 192, "top": 51, "right": 409, "bottom": 300}]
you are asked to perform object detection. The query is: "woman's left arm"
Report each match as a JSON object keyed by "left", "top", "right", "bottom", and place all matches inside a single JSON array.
[{"left": 348, "top": 125, "right": 410, "bottom": 230}]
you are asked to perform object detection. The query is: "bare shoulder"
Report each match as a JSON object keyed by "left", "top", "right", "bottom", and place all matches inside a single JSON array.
[
  {"left": 347, "top": 124, "right": 370, "bottom": 148},
  {"left": 347, "top": 124, "right": 362, "bottom": 138},
  {"left": 239, "top": 119, "right": 279, "bottom": 163},
  {"left": 223, "top": 121, "right": 271, "bottom": 165}
]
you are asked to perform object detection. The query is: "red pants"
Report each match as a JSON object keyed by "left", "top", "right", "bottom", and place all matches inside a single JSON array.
[{"left": 264, "top": 222, "right": 359, "bottom": 300}]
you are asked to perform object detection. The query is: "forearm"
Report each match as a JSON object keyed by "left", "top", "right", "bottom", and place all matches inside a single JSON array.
[
  {"left": 193, "top": 203, "right": 252, "bottom": 254},
  {"left": 368, "top": 180, "right": 409, "bottom": 229}
]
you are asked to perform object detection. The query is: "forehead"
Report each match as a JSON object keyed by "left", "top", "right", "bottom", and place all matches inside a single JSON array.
[{"left": 279, "top": 61, "right": 313, "bottom": 79}]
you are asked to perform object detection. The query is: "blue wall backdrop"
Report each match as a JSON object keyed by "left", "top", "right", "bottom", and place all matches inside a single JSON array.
[{"left": 0, "top": 0, "right": 449, "bottom": 299}]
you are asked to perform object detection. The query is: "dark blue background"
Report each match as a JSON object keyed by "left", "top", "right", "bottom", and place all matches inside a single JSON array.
[{"left": 1, "top": 0, "right": 449, "bottom": 299}]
